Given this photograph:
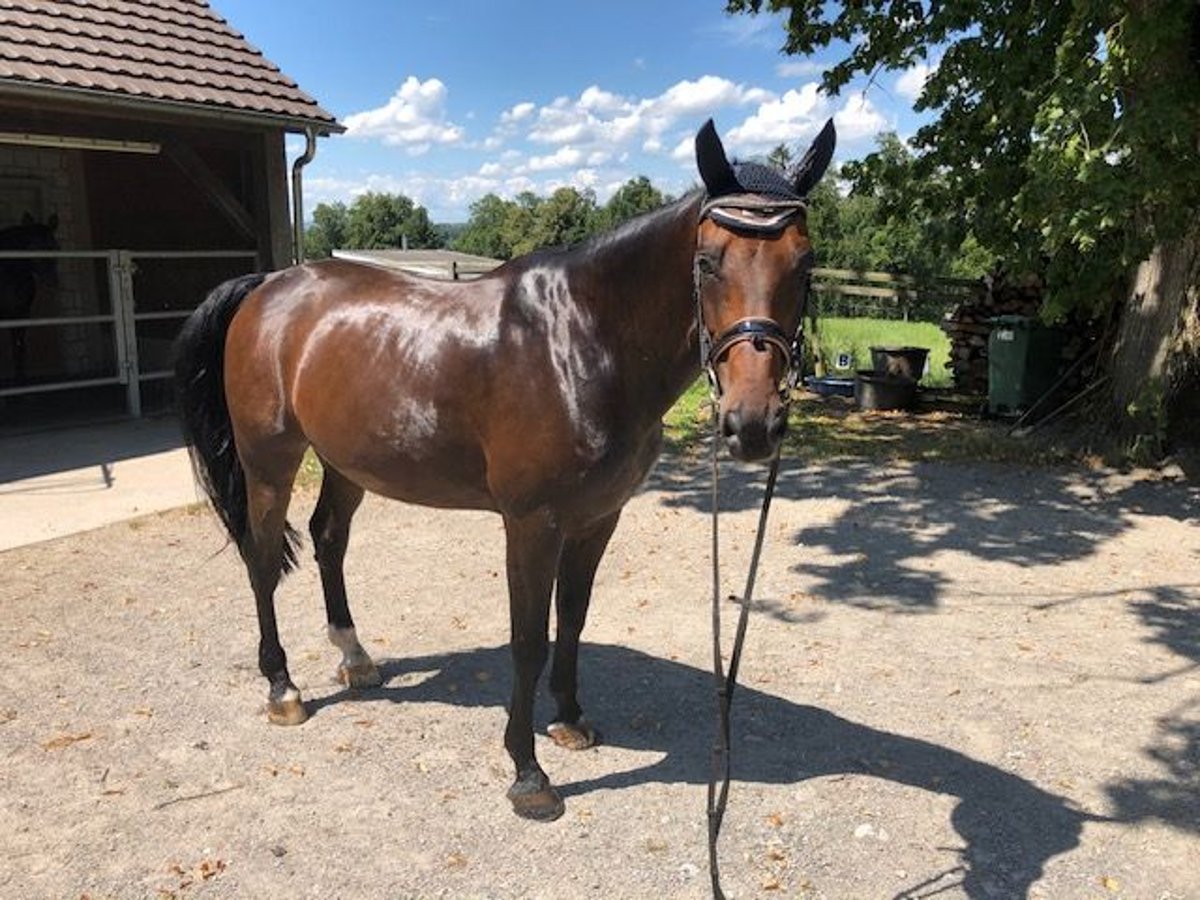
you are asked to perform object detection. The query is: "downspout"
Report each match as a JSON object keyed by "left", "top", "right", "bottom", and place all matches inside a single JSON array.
[{"left": 291, "top": 127, "right": 318, "bottom": 264}]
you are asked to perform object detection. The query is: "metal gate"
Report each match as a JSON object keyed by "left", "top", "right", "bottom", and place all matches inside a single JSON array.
[{"left": 0, "top": 248, "right": 257, "bottom": 418}]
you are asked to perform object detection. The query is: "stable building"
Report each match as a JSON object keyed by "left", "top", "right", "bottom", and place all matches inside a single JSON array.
[{"left": 0, "top": 0, "right": 341, "bottom": 424}]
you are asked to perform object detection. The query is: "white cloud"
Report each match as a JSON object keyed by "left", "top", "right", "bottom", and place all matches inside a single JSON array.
[
  {"left": 343, "top": 76, "right": 465, "bottom": 152},
  {"left": 579, "top": 85, "right": 626, "bottom": 114},
  {"left": 776, "top": 59, "right": 827, "bottom": 78},
  {"left": 526, "top": 146, "right": 585, "bottom": 172},
  {"left": 726, "top": 83, "right": 827, "bottom": 149},
  {"left": 519, "top": 75, "right": 772, "bottom": 161},
  {"left": 656, "top": 75, "right": 766, "bottom": 116},
  {"left": 895, "top": 62, "right": 933, "bottom": 103},
  {"left": 501, "top": 101, "right": 536, "bottom": 123},
  {"left": 705, "top": 15, "right": 779, "bottom": 49},
  {"left": 833, "top": 93, "right": 888, "bottom": 141}
]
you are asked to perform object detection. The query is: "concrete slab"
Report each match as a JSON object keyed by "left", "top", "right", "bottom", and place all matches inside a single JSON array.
[{"left": 0, "top": 416, "right": 200, "bottom": 550}]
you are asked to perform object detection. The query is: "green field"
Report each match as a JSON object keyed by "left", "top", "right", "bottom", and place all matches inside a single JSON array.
[{"left": 810, "top": 316, "right": 951, "bottom": 386}]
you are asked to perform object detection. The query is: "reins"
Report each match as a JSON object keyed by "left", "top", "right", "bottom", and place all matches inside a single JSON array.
[{"left": 695, "top": 197, "right": 807, "bottom": 900}]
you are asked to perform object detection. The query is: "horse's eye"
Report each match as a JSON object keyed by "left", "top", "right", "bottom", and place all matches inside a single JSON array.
[{"left": 697, "top": 254, "right": 720, "bottom": 280}]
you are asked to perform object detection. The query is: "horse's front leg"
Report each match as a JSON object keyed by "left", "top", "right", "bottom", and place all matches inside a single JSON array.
[
  {"left": 502, "top": 509, "right": 564, "bottom": 821},
  {"left": 547, "top": 510, "right": 621, "bottom": 751}
]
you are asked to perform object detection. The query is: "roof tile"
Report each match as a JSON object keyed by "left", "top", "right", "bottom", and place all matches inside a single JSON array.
[{"left": 0, "top": 0, "right": 340, "bottom": 131}]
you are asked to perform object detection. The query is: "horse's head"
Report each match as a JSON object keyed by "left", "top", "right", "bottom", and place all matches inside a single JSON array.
[
  {"left": 2, "top": 212, "right": 60, "bottom": 294},
  {"left": 693, "top": 119, "right": 835, "bottom": 461}
]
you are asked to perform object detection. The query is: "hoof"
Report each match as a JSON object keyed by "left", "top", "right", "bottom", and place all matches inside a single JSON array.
[
  {"left": 267, "top": 697, "right": 308, "bottom": 726},
  {"left": 337, "top": 661, "right": 383, "bottom": 689},
  {"left": 507, "top": 775, "right": 565, "bottom": 822},
  {"left": 547, "top": 719, "right": 598, "bottom": 751}
]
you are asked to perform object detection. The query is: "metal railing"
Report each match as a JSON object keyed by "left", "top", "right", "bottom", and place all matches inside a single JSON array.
[{"left": 0, "top": 248, "right": 258, "bottom": 416}]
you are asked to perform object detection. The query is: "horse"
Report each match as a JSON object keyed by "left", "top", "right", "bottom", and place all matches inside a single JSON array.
[
  {"left": 174, "top": 118, "right": 835, "bottom": 821},
  {"left": 0, "top": 213, "right": 58, "bottom": 384}
]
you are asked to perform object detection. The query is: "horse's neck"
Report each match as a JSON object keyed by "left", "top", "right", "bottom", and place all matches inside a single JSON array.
[{"left": 571, "top": 195, "right": 703, "bottom": 414}]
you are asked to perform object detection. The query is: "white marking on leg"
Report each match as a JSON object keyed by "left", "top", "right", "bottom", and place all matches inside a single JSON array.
[
  {"left": 279, "top": 686, "right": 302, "bottom": 704},
  {"left": 327, "top": 624, "right": 374, "bottom": 669}
]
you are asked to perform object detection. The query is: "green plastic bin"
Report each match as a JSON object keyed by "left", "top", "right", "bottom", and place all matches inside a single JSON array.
[{"left": 987, "top": 315, "right": 1063, "bottom": 415}]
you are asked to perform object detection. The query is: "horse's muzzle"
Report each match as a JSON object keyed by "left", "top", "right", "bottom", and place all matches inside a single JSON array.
[{"left": 720, "top": 402, "right": 788, "bottom": 462}]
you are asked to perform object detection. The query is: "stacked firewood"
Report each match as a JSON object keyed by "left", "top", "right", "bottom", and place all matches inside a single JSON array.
[{"left": 941, "top": 273, "right": 1042, "bottom": 393}]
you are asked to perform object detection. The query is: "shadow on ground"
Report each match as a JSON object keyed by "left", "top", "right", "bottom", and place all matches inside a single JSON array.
[
  {"left": 311, "top": 642, "right": 1099, "bottom": 899},
  {"left": 0, "top": 415, "right": 184, "bottom": 482},
  {"left": 648, "top": 453, "right": 1198, "bottom": 613},
  {"left": 642, "top": 450, "right": 1200, "bottom": 888}
]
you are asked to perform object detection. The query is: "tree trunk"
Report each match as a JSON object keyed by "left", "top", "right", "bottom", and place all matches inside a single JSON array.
[{"left": 1106, "top": 222, "right": 1200, "bottom": 457}]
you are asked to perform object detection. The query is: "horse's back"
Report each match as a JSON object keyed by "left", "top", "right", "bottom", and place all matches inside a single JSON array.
[{"left": 223, "top": 260, "right": 510, "bottom": 506}]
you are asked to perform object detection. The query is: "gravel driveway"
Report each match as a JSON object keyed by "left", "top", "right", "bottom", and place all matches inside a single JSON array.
[{"left": 1, "top": 454, "right": 1197, "bottom": 898}]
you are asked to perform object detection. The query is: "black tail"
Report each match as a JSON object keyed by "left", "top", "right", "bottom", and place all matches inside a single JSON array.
[{"left": 173, "top": 273, "right": 300, "bottom": 572}]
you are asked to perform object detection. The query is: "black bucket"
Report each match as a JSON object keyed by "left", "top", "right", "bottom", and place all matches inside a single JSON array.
[
  {"left": 869, "top": 346, "right": 929, "bottom": 382},
  {"left": 855, "top": 370, "right": 918, "bottom": 411}
]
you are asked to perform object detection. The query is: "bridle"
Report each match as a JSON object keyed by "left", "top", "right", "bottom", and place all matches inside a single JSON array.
[
  {"left": 694, "top": 192, "right": 810, "bottom": 402},
  {"left": 695, "top": 191, "right": 810, "bottom": 900}
]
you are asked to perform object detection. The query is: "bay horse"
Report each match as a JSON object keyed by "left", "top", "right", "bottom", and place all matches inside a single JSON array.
[
  {"left": 174, "top": 118, "right": 835, "bottom": 820},
  {"left": 0, "top": 213, "right": 58, "bottom": 384}
]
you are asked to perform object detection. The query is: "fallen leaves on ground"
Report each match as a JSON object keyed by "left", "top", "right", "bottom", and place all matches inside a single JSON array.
[{"left": 41, "top": 731, "right": 92, "bottom": 751}]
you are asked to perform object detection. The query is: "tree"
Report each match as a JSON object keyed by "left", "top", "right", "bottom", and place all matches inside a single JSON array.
[
  {"left": 804, "top": 134, "right": 995, "bottom": 282},
  {"left": 520, "top": 187, "right": 600, "bottom": 256},
  {"left": 454, "top": 193, "right": 516, "bottom": 259},
  {"left": 767, "top": 144, "right": 794, "bottom": 173},
  {"left": 599, "top": 176, "right": 668, "bottom": 230},
  {"left": 343, "top": 192, "right": 439, "bottom": 250},
  {"left": 304, "top": 201, "right": 348, "bottom": 260},
  {"left": 728, "top": 0, "right": 1200, "bottom": 453}
]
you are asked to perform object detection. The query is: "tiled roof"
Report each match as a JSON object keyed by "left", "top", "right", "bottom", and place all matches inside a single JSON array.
[{"left": 0, "top": 0, "right": 341, "bottom": 132}]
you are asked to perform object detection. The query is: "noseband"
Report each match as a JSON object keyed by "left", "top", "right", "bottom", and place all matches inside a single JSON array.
[{"left": 694, "top": 193, "right": 809, "bottom": 399}]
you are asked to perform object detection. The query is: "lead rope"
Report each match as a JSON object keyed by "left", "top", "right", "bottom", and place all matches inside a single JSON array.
[
  {"left": 706, "top": 434, "right": 783, "bottom": 899},
  {"left": 701, "top": 264, "right": 807, "bottom": 900}
]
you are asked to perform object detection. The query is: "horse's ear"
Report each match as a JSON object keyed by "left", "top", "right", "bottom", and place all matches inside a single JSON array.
[
  {"left": 46, "top": 212, "right": 58, "bottom": 232},
  {"left": 695, "top": 118, "right": 739, "bottom": 197},
  {"left": 793, "top": 119, "right": 837, "bottom": 197}
]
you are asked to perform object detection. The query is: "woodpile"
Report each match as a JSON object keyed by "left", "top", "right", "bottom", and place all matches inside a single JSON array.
[{"left": 941, "top": 273, "right": 1042, "bottom": 393}]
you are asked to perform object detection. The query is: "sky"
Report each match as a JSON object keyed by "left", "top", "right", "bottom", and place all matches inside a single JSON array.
[{"left": 212, "top": 1, "right": 934, "bottom": 223}]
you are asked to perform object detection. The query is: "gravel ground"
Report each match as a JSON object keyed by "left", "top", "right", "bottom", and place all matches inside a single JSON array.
[{"left": 1, "top": 454, "right": 1197, "bottom": 899}]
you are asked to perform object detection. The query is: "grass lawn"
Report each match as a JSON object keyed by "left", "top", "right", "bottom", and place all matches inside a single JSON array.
[
  {"left": 811, "top": 317, "right": 951, "bottom": 387},
  {"left": 663, "top": 381, "right": 1076, "bottom": 467}
]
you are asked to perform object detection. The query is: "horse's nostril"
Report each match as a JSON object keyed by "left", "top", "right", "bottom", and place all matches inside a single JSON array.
[
  {"left": 768, "top": 406, "right": 788, "bottom": 442},
  {"left": 721, "top": 409, "right": 741, "bottom": 438}
]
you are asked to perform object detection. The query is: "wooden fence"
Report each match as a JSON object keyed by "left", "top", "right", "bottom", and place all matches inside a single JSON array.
[{"left": 809, "top": 267, "right": 983, "bottom": 321}]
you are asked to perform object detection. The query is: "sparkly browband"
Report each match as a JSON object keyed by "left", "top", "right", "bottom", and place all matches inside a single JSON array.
[{"left": 700, "top": 193, "right": 807, "bottom": 233}]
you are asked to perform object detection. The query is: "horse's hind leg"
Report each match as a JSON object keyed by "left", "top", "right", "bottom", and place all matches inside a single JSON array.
[
  {"left": 309, "top": 464, "right": 381, "bottom": 689},
  {"left": 547, "top": 511, "right": 620, "bottom": 751},
  {"left": 241, "top": 453, "right": 307, "bottom": 725}
]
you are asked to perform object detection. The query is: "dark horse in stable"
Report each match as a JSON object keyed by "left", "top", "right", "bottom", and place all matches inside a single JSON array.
[
  {"left": 0, "top": 213, "right": 58, "bottom": 384},
  {"left": 175, "top": 119, "right": 834, "bottom": 820}
]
